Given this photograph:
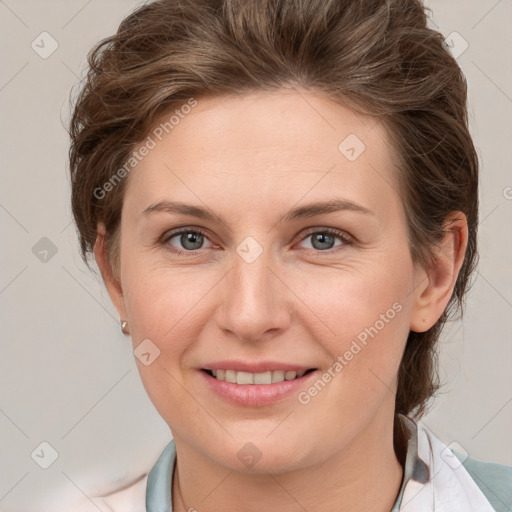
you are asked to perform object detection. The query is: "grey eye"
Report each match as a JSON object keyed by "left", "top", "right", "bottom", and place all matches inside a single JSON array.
[{"left": 166, "top": 230, "right": 213, "bottom": 251}]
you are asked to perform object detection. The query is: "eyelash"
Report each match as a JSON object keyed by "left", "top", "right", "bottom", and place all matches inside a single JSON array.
[{"left": 160, "top": 226, "right": 353, "bottom": 255}]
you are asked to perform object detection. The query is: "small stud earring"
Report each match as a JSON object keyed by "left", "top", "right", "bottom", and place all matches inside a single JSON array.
[{"left": 120, "top": 320, "right": 130, "bottom": 335}]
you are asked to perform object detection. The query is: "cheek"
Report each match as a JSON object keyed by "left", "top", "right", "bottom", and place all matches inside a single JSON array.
[
  {"left": 121, "top": 255, "right": 221, "bottom": 355},
  {"left": 123, "top": 259, "right": 227, "bottom": 404},
  {"left": 292, "top": 249, "right": 412, "bottom": 345},
  {"left": 294, "top": 251, "right": 413, "bottom": 398},
  {"left": 120, "top": 263, "right": 212, "bottom": 416}
]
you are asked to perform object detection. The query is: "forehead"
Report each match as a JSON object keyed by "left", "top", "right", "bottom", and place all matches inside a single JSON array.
[{"left": 123, "top": 90, "right": 402, "bottom": 223}]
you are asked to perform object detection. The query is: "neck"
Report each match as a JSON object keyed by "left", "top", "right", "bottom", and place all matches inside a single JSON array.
[{"left": 172, "top": 408, "right": 404, "bottom": 512}]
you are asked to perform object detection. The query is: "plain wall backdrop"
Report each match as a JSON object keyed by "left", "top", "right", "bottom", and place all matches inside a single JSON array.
[{"left": 1, "top": 0, "right": 511, "bottom": 510}]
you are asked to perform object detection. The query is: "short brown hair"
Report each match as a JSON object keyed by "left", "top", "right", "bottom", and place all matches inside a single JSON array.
[{"left": 68, "top": 0, "right": 479, "bottom": 424}]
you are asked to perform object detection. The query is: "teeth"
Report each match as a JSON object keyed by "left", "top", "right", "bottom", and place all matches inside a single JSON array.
[
  {"left": 236, "top": 371, "right": 254, "bottom": 384},
  {"left": 209, "top": 369, "right": 308, "bottom": 384},
  {"left": 225, "top": 369, "right": 237, "bottom": 383},
  {"left": 271, "top": 370, "right": 284, "bottom": 383},
  {"left": 254, "top": 371, "right": 272, "bottom": 384}
]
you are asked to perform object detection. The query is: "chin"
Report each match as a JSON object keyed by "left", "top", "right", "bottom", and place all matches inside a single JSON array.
[{"left": 208, "top": 433, "right": 317, "bottom": 475}]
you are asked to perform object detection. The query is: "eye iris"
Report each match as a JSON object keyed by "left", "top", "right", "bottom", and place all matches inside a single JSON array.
[
  {"left": 181, "top": 232, "right": 203, "bottom": 250},
  {"left": 312, "top": 232, "right": 335, "bottom": 250},
  {"left": 172, "top": 231, "right": 340, "bottom": 252}
]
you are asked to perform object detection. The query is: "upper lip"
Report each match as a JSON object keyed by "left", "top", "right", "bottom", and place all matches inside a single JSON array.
[{"left": 201, "top": 360, "right": 315, "bottom": 373}]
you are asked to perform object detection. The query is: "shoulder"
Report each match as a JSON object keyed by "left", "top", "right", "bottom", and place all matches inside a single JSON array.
[
  {"left": 63, "top": 473, "right": 148, "bottom": 512},
  {"left": 100, "top": 473, "right": 148, "bottom": 511},
  {"left": 454, "top": 450, "right": 512, "bottom": 512}
]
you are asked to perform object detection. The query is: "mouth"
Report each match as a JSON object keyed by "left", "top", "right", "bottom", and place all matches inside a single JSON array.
[
  {"left": 201, "top": 368, "right": 317, "bottom": 384},
  {"left": 199, "top": 361, "right": 319, "bottom": 406}
]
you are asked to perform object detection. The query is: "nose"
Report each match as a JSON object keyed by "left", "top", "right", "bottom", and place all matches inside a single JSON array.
[{"left": 215, "top": 243, "right": 292, "bottom": 343}]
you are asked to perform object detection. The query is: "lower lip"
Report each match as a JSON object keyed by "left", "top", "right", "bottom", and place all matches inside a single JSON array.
[{"left": 200, "top": 370, "right": 317, "bottom": 407}]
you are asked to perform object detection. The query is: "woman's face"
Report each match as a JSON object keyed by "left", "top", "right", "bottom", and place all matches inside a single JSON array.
[{"left": 98, "top": 90, "right": 444, "bottom": 473}]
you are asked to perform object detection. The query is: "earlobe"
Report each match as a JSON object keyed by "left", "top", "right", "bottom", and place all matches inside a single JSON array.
[
  {"left": 409, "top": 212, "right": 468, "bottom": 333},
  {"left": 94, "top": 223, "right": 127, "bottom": 320}
]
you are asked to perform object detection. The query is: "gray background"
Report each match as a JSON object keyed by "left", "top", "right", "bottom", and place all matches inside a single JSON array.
[{"left": 1, "top": 0, "right": 511, "bottom": 510}]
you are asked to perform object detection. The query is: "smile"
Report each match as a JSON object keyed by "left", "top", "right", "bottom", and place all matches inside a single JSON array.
[
  {"left": 203, "top": 368, "right": 315, "bottom": 384},
  {"left": 200, "top": 367, "right": 318, "bottom": 406}
]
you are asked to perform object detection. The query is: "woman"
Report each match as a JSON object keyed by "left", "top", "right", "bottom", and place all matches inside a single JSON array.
[{"left": 68, "top": 0, "right": 511, "bottom": 510}]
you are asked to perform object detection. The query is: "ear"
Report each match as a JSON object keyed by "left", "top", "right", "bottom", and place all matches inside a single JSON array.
[
  {"left": 94, "top": 222, "right": 127, "bottom": 321},
  {"left": 409, "top": 212, "right": 468, "bottom": 333}
]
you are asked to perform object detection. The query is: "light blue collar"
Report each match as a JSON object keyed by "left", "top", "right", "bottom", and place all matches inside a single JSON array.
[{"left": 146, "top": 440, "right": 176, "bottom": 511}]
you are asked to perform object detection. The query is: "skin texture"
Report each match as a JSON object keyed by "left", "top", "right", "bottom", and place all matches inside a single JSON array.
[{"left": 94, "top": 89, "right": 468, "bottom": 511}]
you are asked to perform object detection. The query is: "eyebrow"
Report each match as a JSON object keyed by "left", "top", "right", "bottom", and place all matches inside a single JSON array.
[{"left": 141, "top": 199, "right": 374, "bottom": 225}]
